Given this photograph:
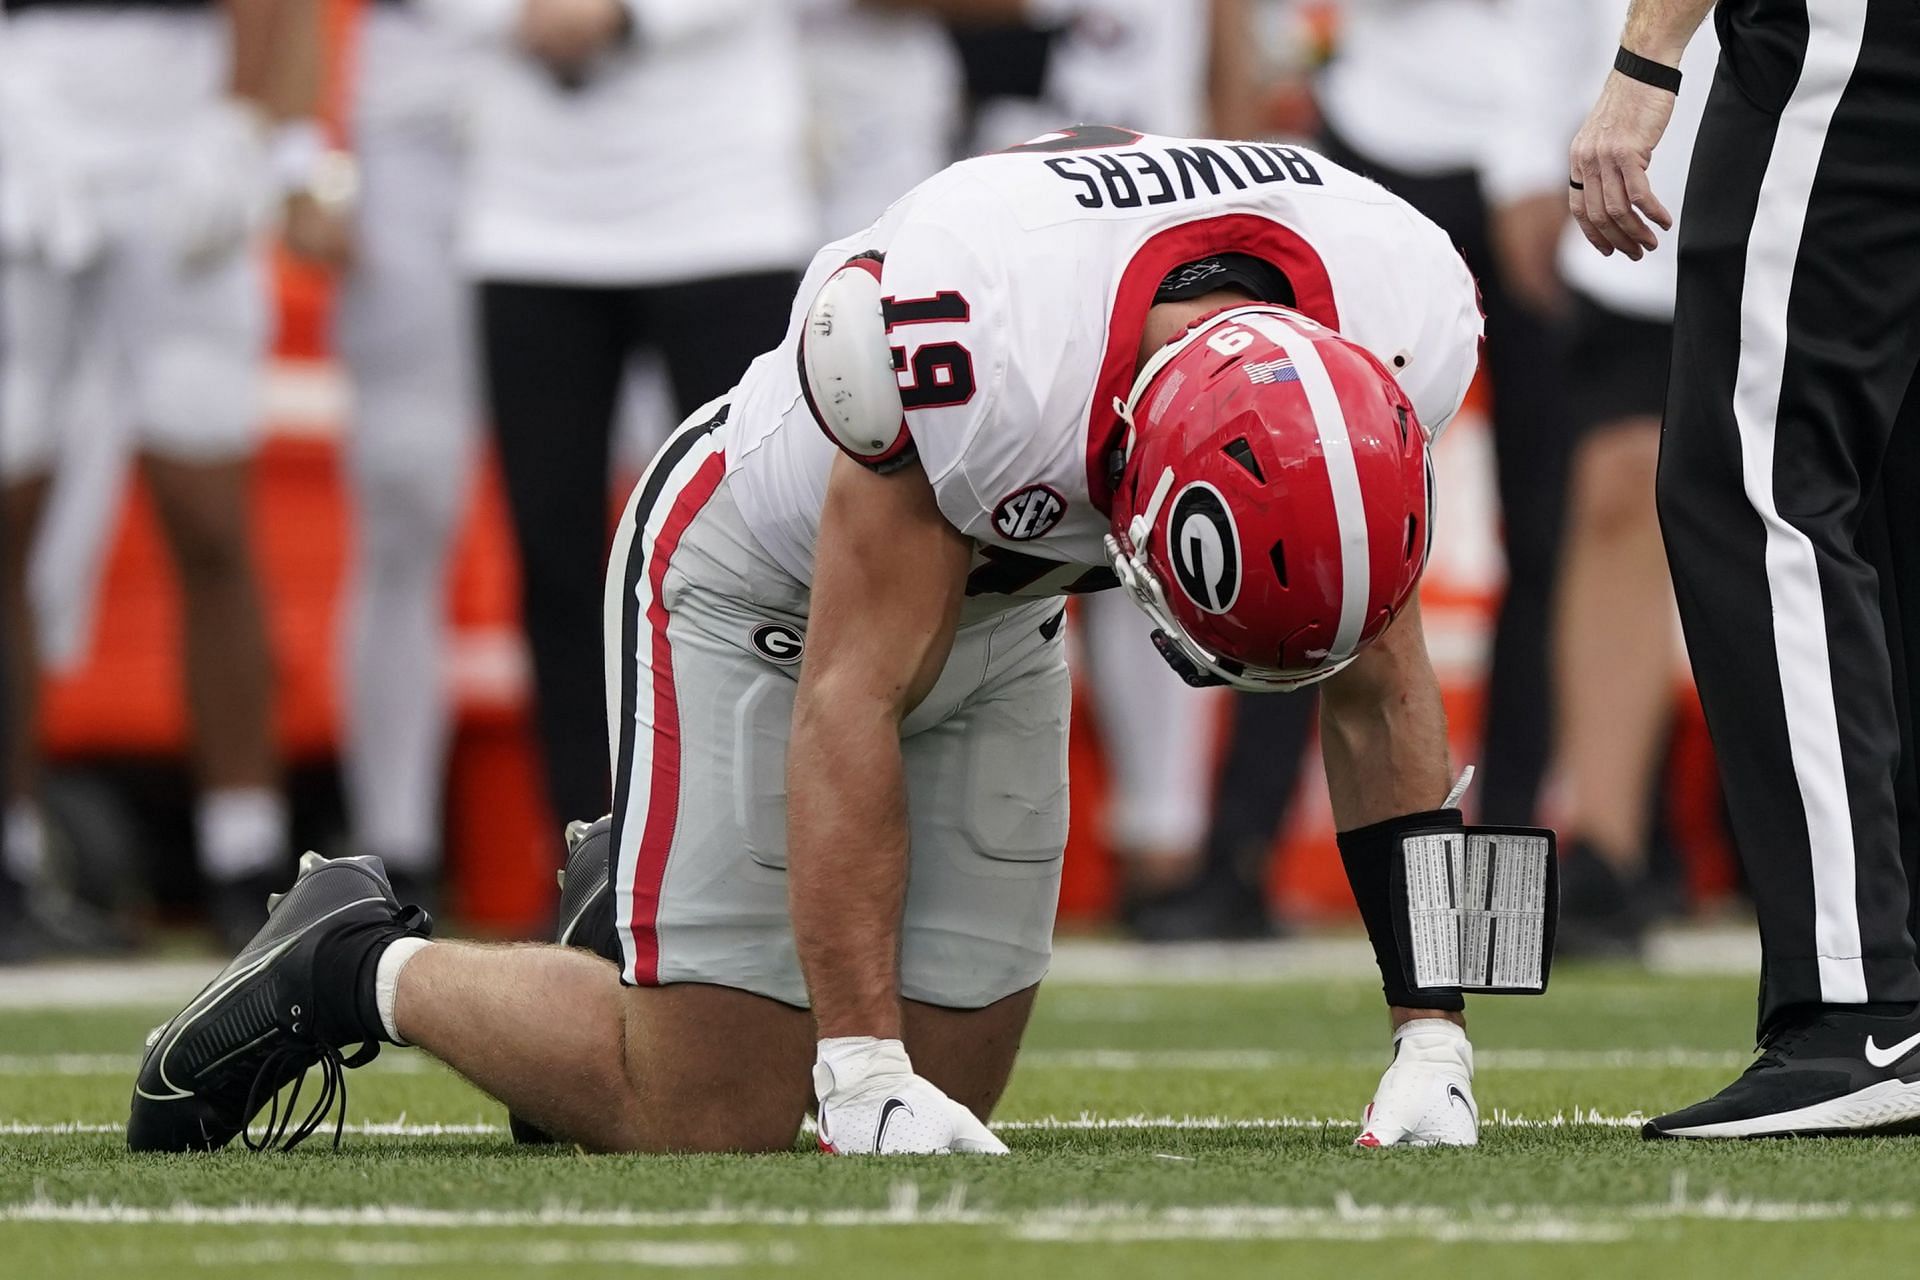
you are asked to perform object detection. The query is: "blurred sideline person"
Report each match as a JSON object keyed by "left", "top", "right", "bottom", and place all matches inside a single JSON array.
[
  {"left": 422, "top": 0, "right": 814, "bottom": 831},
  {"left": 1490, "top": 3, "right": 1719, "bottom": 956},
  {"left": 283, "top": 0, "right": 478, "bottom": 914},
  {"left": 1316, "top": 0, "right": 1572, "bottom": 829},
  {"left": 948, "top": 0, "right": 1266, "bottom": 932},
  {"left": 0, "top": 0, "right": 322, "bottom": 948},
  {"left": 802, "top": 1, "right": 961, "bottom": 241}
]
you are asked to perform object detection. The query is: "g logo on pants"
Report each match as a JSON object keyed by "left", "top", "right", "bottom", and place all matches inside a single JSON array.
[{"left": 750, "top": 622, "right": 805, "bottom": 665}]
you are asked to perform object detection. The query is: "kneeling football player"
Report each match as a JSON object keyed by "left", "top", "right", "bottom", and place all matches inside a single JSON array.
[{"left": 129, "top": 127, "right": 1555, "bottom": 1156}]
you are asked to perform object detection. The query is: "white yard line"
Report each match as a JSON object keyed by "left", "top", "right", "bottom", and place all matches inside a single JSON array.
[
  {"left": 192, "top": 1239, "right": 791, "bottom": 1269},
  {"left": 0, "top": 928, "right": 1762, "bottom": 1012},
  {"left": 0, "top": 1048, "right": 1748, "bottom": 1077},
  {"left": 0, "top": 1121, "right": 503, "bottom": 1137},
  {"left": 1045, "top": 926, "right": 1760, "bottom": 984},
  {"left": 1021, "top": 1048, "right": 1751, "bottom": 1071},
  {"left": 985, "top": 1111, "right": 1652, "bottom": 1131},
  {"left": 3, "top": 1177, "right": 1911, "bottom": 1245},
  {"left": 0, "top": 961, "right": 218, "bottom": 1010},
  {"left": 1, "top": 1110, "right": 1650, "bottom": 1137}
]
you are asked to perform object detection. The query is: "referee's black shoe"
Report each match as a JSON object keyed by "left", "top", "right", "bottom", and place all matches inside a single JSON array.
[
  {"left": 1644, "top": 1005, "right": 1920, "bottom": 1139},
  {"left": 509, "top": 816, "right": 619, "bottom": 1146},
  {"left": 128, "top": 852, "right": 432, "bottom": 1153}
]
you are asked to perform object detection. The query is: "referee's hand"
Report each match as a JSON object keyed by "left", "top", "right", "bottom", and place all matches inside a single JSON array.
[{"left": 1568, "top": 70, "right": 1678, "bottom": 261}]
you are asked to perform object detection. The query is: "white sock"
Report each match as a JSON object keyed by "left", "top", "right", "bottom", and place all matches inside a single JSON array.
[
  {"left": 375, "top": 936, "right": 433, "bottom": 1044},
  {"left": 197, "top": 788, "right": 288, "bottom": 881},
  {"left": 3, "top": 801, "right": 44, "bottom": 879},
  {"left": 1394, "top": 1018, "right": 1467, "bottom": 1045}
]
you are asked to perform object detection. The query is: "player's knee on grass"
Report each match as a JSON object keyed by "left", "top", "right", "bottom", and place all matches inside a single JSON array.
[
  {"left": 617, "top": 984, "right": 816, "bottom": 1154},
  {"left": 902, "top": 987, "right": 1039, "bottom": 1121}
]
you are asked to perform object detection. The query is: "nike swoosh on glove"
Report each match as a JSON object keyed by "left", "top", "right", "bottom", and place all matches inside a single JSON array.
[
  {"left": 1356, "top": 1018, "right": 1479, "bottom": 1148},
  {"left": 813, "top": 1037, "right": 1009, "bottom": 1155}
]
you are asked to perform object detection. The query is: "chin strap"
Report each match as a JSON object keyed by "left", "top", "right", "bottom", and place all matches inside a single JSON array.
[{"left": 1106, "top": 515, "right": 1353, "bottom": 694}]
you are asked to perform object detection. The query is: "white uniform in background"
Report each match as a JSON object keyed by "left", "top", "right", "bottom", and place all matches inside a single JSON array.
[
  {"left": 1314, "top": 0, "right": 1502, "bottom": 176},
  {"left": 615, "top": 134, "right": 1481, "bottom": 999},
  {"left": 1484, "top": 0, "right": 1720, "bottom": 322},
  {"left": 801, "top": 3, "right": 960, "bottom": 241},
  {"left": 0, "top": 0, "right": 284, "bottom": 889},
  {"left": 428, "top": 0, "right": 814, "bottom": 286},
  {"left": 335, "top": 0, "right": 479, "bottom": 872},
  {"left": 971, "top": 0, "right": 1212, "bottom": 150},
  {"left": 1038, "top": 0, "right": 1211, "bottom": 138},
  {"left": 0, "top": 6, "right": 267, "bottom": 473}
]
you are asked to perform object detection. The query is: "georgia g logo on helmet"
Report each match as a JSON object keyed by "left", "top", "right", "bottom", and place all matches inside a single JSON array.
[{"left": 1167, "top": 482, "right": 1241, "bottom": 615}]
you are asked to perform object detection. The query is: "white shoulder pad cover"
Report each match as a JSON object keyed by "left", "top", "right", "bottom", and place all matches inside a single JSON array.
[{"left": 799, "top": 255, "right": 915, "bottom": 472}]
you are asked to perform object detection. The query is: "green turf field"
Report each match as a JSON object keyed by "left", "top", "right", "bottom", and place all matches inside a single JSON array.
[{"left": 3, "top": 937, "right": 1918, "bottom": 1278}]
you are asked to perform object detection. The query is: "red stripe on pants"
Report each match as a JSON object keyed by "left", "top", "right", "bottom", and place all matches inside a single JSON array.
[{"left": 627, "top": 452, "right": 728, "bottom": 985}]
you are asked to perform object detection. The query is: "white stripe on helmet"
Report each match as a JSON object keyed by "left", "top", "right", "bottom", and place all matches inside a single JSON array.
[{"left": 1239, "top": 311, "right": 1371, "bottom": 663}]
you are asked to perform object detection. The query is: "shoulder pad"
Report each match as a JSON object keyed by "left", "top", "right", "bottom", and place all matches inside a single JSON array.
[{"left": 798, "top": 255, "right": 916, "bottom": 473}]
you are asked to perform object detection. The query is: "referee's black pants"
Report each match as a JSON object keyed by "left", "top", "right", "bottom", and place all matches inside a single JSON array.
[
  {"left": 1661, "top": 0, "right": 1920, "bottom": 1031},
  {"left": 481, "top": 270, "right": 798, "bottom": 830}
]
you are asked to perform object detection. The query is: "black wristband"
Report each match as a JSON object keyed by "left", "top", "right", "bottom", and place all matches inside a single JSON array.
[
  {"left": 1337, "top": 808, "right": 1467, "bottom": 1012},
  {"left": 1615, "top": 46, "right": 1682, "bottom": 94}
]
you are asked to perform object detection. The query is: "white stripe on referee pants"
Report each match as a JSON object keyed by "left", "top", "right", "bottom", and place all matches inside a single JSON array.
[{"left": 1731, "top": 0, "right": 1871, "bottom": 1003}]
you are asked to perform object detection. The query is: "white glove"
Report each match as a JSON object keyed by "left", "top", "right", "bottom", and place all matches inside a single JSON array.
[
  {"left": 812, "top": 1037, "right": 1009, "bottom": 1155},
  {"left": 1355, "top": 1018, "right": 1479, "bottom": 1148},
  {"left": 167, "top": 98, "right": 273, "bottom": 272}
]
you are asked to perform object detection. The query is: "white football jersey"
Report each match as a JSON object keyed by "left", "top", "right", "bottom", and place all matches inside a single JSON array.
[{"left": 725, "top": 128, "right": 1482, "bottom": 605}]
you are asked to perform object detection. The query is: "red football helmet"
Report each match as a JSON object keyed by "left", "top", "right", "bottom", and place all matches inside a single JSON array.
[{"left": 1105, "top": 305, "right": 1433, "bottom": 691}]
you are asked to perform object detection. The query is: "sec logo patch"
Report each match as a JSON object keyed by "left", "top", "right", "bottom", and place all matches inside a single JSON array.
[
  {"left": 750, "top": 622, "right": 805, "bottom": 665},
  {"left": 992, "top": 484, "right": 1067, "bottom": 541}
]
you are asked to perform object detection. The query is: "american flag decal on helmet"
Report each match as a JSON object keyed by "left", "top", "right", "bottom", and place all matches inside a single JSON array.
[{"left": 1244, "top": 356, "right": 1301, "bottom": 385}]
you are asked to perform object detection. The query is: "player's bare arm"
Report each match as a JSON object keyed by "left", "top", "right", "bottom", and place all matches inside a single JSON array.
[
  {"left": 1320, "top": 600, "right": 1451, "bottom": 838},
  {"left": 262, "top": 0, "right": 359, "bottom": 270},
  {"left": 1320, "top": 602, "right": 1486, "bottom": 1145},
  {"left": 789, "top": 454, "right": 971, "bottom": 1042},
  {"left": 787, "top": 455, "right": 1013, "bottom": 1155},
  {"left": 1568, "top": 0, "right": 1715, "bottom": 258}
]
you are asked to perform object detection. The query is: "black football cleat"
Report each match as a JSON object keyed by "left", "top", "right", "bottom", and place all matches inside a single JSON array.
[
  {"left": 553, "top": 817, "right": 620, "bottom": 964},
  {"left": 206, "top": 868, "right": 285, "bottom": 953},
  {"left": 128, "top": 852, "right": 431, "bottom": 1153},
  {"left": 510, "top": 817, "right": 618, "bottom": 1146},
  {"left": 1644, "top": 1005, "right": 1920, "bottom": 1139}
]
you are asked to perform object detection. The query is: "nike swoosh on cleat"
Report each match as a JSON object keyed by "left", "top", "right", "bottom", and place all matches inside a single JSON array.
[
  {"left": 557, "top": 890, "right": 605, "bottom": 948},
  {"left": 1447, "top": 1084, "right": 1477, "bottom": 1122},
  {"left": 874, "top": 1097, "right": 912, "bottom": 1153},
  {"left": 1865, "top": 1030, "right": 1920, "bottom": 1069},
  {"left": 138, "top": 894, "right": 386, "bottom": 1102}
]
